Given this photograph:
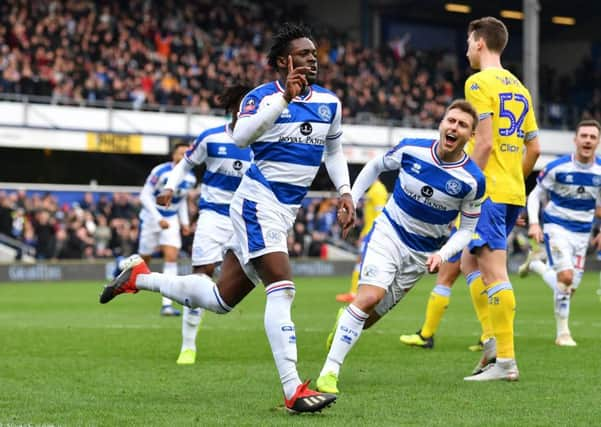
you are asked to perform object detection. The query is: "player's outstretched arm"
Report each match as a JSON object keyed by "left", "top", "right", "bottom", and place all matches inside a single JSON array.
[{"left": 350, "top": 156, "right": 388, "bottom": 206}]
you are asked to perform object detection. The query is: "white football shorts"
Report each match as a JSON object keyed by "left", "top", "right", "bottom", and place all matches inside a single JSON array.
[
  {"left": 358, "top": 214, "right": 429, "bottom": 317},
  {"left": 224, "top": 177, "right": 297, "bottom": 286},
  {"left": 138, "top": 215, "right": 181, "bottom": 255},
  {"left": 543, "top": 223, "right": 588, "bottom": 288},
  {"left": 191, "top": 209, "right": 234, "bottom": 266}
]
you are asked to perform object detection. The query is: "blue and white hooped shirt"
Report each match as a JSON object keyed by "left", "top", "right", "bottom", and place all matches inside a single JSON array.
[
  {"left": 236, "top": 81, "right": 342, "bottom": 208},
  {"left": 185, "top": 124, "right": 252, "bottom": 216},
  {"left": 379, "top": 138, "right": 485, "bottom": 253},
  {"left": 538, "top": 154, "right": 601, "bottom": 234}
]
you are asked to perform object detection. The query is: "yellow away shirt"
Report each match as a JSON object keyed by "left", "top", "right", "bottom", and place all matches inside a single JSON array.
[
  {"left": 465, "top": 68, "right": 538, "bottom": 206},
  {"left": 361, "top": 180, "right": 388, "bottom": 237}
]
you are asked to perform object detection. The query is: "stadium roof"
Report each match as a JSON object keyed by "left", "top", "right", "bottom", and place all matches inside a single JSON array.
[{"left": 373, "top": 0, "right": 600, "bottom": 39}]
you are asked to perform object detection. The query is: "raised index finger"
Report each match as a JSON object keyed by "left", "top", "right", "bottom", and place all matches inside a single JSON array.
[{"left": 288, "top": 55, "right": 294, "bottom": 73}]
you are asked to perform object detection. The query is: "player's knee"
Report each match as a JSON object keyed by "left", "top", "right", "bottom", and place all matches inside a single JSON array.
[
  {"left": 353, "top": 290, "right": 382, "bottom": 312},
  {"left": 557, "top": 270, "right": 573, "bottom": 286}
]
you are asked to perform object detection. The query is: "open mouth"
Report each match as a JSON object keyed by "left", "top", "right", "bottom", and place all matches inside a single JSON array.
[{"left": 445, "top": 133, "right": 458, "bottom": 144}]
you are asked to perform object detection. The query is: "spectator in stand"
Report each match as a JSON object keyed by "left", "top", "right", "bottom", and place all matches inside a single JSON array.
[
  {"left": 0, "top": 191, "right": 14, "bottom": 237},
  {"left": 32, "top": 209, "right": 56, "bottom": 259}
]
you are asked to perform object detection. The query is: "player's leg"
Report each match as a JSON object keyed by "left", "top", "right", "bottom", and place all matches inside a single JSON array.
[
  {"left": 518, "top": 237, "right": 547, "bottom": 278},
  {"left": 252, "top": 252, "right": 302, "bottom": 400},
  {"left": 461, "top": 248, "right": 494, "bottom": 353},
  {"left": 158, "top": 244, "right": 181, "bottom": 316},
  {"left": 552, "top": 236, "right": 585, "bottom": 346},
  {"left": 177, "top": 213, "right": 231, "bottom": 365},
  {"left": 318, "top": 219, "right": 408, "bottom": 393},
  {"left": 176, "top": 263, "right": 214, "bottom": 365},
  {"left": 230, "top": 190, "right": 335, "bottom": 413},
  {"left": 464, "top": 203, "right": 521, "bottom": 381},
  {"left": 100, "top": 249, "right": 254, "bottom": 312},
  {"left": 400, "top": 258, "right": 460, "bottom": 348},
  {"left": 251, "top": 251, "right": 336, "bottom": 412},
  {"left": 158, "top": 219, "right": 183, "bottom": 316}
]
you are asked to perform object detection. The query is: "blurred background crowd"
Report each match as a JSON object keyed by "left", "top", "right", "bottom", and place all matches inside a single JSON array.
[
  {"left": 0, "top": 0, "right": 599, "bottom": 128},
  {"left": 0, "top": 190, "right": 364, "bottom": 260}
]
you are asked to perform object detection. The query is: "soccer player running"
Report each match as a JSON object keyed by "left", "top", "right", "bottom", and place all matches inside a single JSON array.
[
  {"left": 461, "top": 17, "right": 541, "bottom": 381},
  {"left": 100, "top": 23, "right": 354, "bottom": 413},
  {"left": 158, "top": 85, "right": 252, "bottom": 365},
  {"left": 316, "top": 100, "right": 486, "bottom": 394},
  {"left": 336, "top": 178, "right": 388, "bottom": 303},
  {"left": 138, "top": 143, "right": 197, "bottom": 316},
  {"left": 519, "top": 120, "right": 601, "bottom": 346}
]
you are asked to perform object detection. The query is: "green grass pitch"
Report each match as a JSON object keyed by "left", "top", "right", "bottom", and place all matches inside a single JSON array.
[{"left": 2, "top": 272, "right": 601, "bottom": 426}]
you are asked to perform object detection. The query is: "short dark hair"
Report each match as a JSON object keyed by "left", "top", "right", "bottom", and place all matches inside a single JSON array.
[
  {"left": 468, "top": 17, "right": 508, "bottom": 54},
  {"left": 216, "top": 84, "right": 253, "bottom": 113},
  {"left": 576, "top": 119, "right": 601, "bottom": 135},
  {"left": 445, "top": 99, "right": 479, "bottom": 131},
  {"left": 171, "top": 142, "right": 189, "bottom": 154},
  {"left": 267, "top": 22, "right": 314, "bottom": 68}
]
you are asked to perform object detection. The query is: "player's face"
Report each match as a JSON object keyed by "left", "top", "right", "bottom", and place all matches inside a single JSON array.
[
  {"left": 466, "top": 32, "right": 481, "bottom": 69},
  {"left": 287, "top": 38, "right": 318, "bottom": 84},
  {"left": 438, "top": 108, "right": 474, "bottom": 159},
  {"left": 172, "top": 146, "right": 188, "bottom": 163},
  {"left": 574, "top": 125, "right": 600, "bottom": 162}
]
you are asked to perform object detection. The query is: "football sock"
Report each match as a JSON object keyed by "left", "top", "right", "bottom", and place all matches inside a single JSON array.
[
  {"left": 136, "top": 273, "right": 232, "bottom": 314},
  {"left": 181, "top": 306, "right": 204, "bottom": 351},
  {"left": 467, "top": 272, "right": 494, "bottom": 342},
  {"left": 320, "top": 304, "right": 369, "bottom": 377},
  {"left": 420, "top": 284, "right": 451, "bottom": 338},
  {"left": 529, "top": 259, "right": 548, "bottom": 277},
  {"left": 541, "top": 267, "right": 558, "bottom": 291},
  {"left": 264, "top": 281, "right": 301, "bottom": 400},
  {"left": 349, "top": 264, "right": 360, "bottom": 294},
  {"left": 554, "top": 283, "right": 571, "bottom": 336},
  {"left": 487, "top": 281, "right": 515, "bottom": 359},
  {"left": 162, "top": 262, "right": 178, "bottom": 306}
]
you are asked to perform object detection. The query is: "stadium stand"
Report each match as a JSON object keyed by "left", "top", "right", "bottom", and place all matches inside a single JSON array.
[{"left": 1, "top": 1, "right": 598, "bottom": 127}]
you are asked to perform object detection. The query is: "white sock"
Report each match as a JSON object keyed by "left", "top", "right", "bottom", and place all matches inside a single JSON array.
[
  {"left": 554, "top": 284, "right": 571, "bottom": 335},
  {"left": 530, "top": 260, "right": 548, "bottom": 276},
  {"left": 181, "top": 306, "right": 204, "bottom": 351},
  {"left": 556, "top": 315, "right": 570, "bottom": 337},
  {"left": 320, "top": 304, "right": 369, "bottom": 377},
  {"left": 162, "top": 262, "right": 178, "bottom": 306},
  {"left": 542, "top": 268, "right": 558, "bottom": 291},
  {"left": 136, "top": 273, "right": 232, "bottom": 314},
  {"left": 264, "top": 281, "right": 301, "bottom": 400}
]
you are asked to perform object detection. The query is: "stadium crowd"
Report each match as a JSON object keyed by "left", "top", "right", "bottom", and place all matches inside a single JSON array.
[
  {"left": 1, "top": 0, "right": 595, "bottom": 129},
  {"left": 0, "top": 0, "right": 462, "bottom": 128},
  {"left": 0, "top": 189, "right": 363, "bottom": 260}
]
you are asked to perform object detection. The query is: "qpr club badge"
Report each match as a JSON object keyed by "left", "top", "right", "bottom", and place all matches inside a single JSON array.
[{"left": 445, "top": 179, "right": 462, "bottom": 196}]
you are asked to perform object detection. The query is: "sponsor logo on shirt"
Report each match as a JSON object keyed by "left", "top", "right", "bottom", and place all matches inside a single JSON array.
[
  {"left": 300, "top": 122, "right": 313, "bottom": 135},
  {"left": 421, "top": 185, "right": 434, "bottom": 198}
]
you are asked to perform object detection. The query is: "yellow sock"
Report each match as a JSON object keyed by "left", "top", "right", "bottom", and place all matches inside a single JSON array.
[
  {"left": 349, "top": 264, "right": 360, "bottom": 294},
  {"left": 467, "top": 272, "right": 494, "bottom": 342},
  {"left": 421, "top": 284, "right": 451, "bottom": 338},
  {"left": 488, "top": 282, "right": 516, "bottom": 359}
]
